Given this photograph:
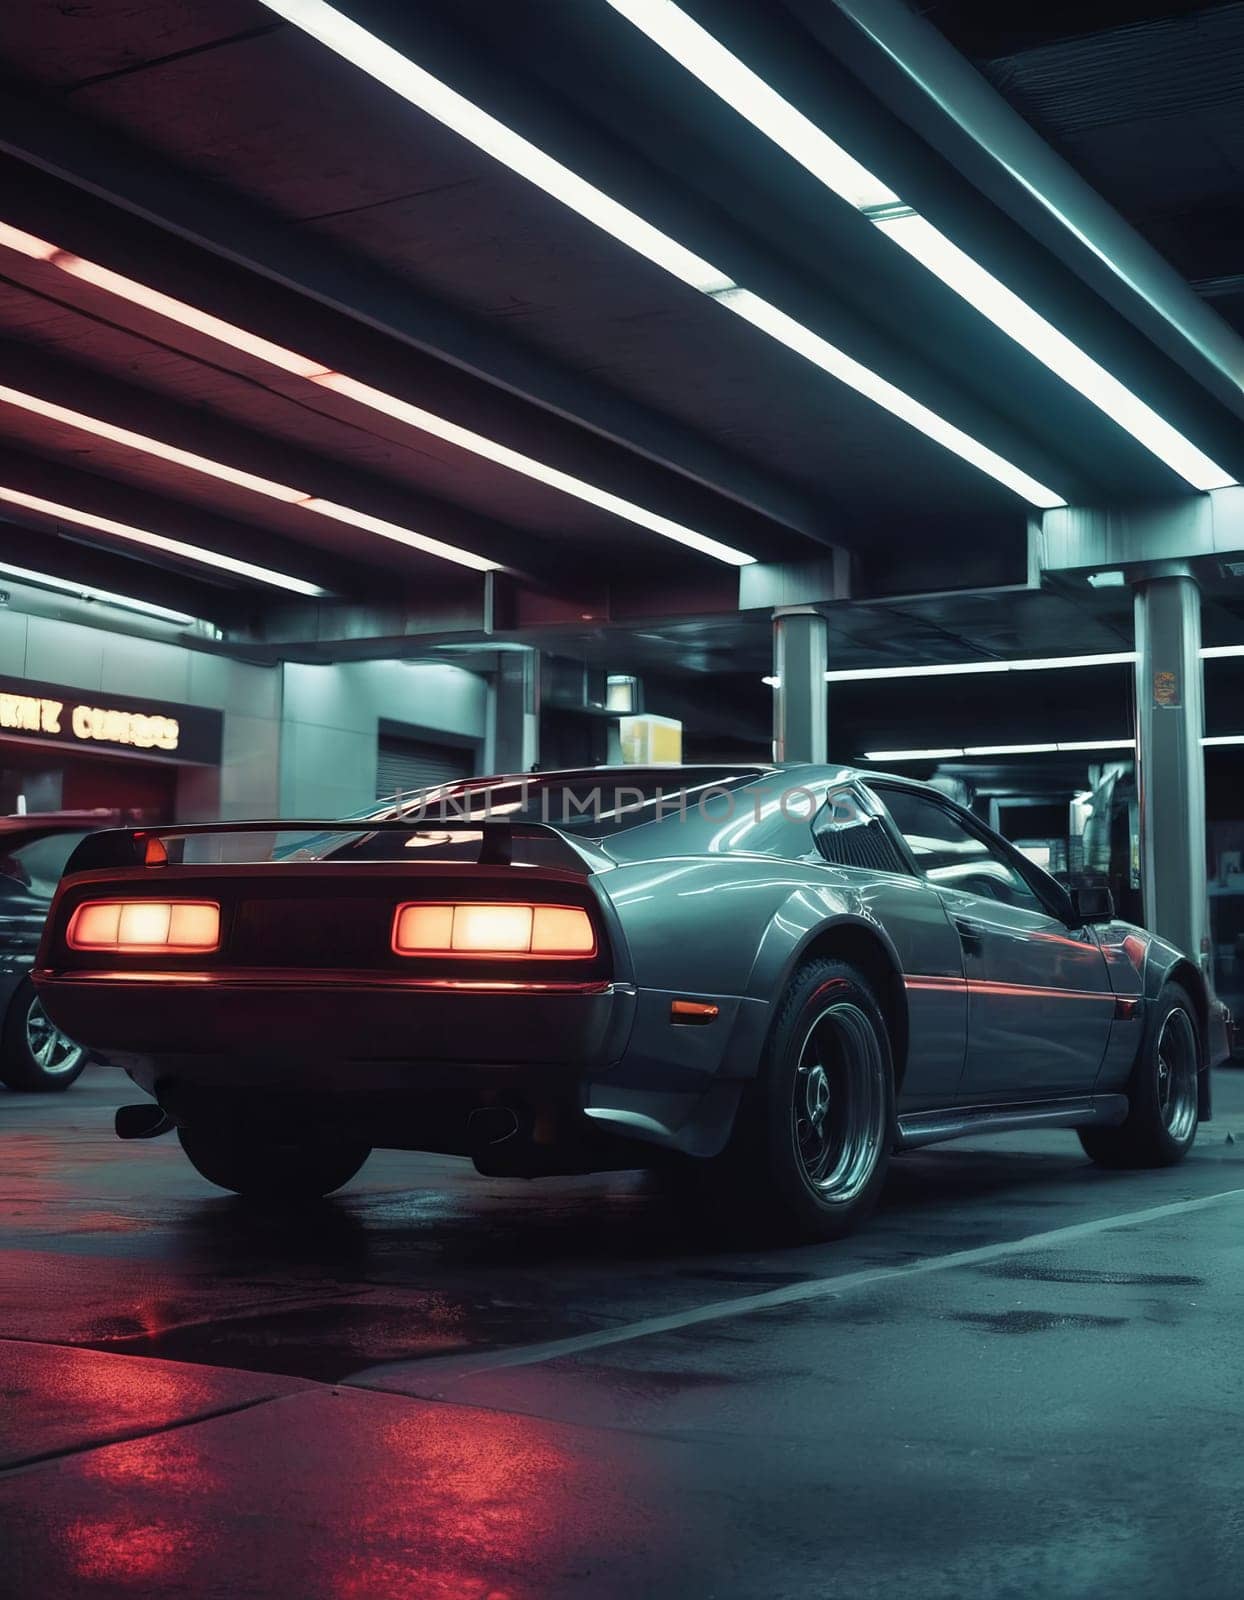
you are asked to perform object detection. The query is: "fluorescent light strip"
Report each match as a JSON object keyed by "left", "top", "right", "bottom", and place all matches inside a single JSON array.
[
  {"left": 0, "top": 383, "right": 496, "bottom": 573},
  {"left": 0, "top": 221, "right": 752, "bottom": 566},
  {"left": 713, "top": 289, "right": 1062, "bottom": 506},
  {"left": 609, "top": 1, "right": 899, "bottom": 210},
  {"left": 313, "top": 374, "right": 753, "bottom": 564},
  {"left": 0, "top": 383, "right": 308, "bottom": 504},
  {"left": 872, "top": 216, "right": 1234, "bottom": 492},
  {"left": 261, "top": 4, "right": 729, "bottom": 294},
  {"left": 1056, "top": 738, "right": 1137, "bottom": 752},
  {"left": 260, "top": 0, "right": 1064, "bottom": 510},
  {"left": 0, "top": 559, "right": 194, "bottom": 624},
  {"left": 0, "top": 222, "right": 328, "bottom": 379},
  {"left": 0, "top": 484, "right": 328, "bottom": 597},
  {"left": 608, "top": 0, "right": 1233, "bottom": 494},
  {"left": 864, "top": 739, "right": 1136, "bottom": 761},
  {"left": 816, "top": 649, "right": 1244, "bottom": 683},
  {"left": 824, "top": 650, "right": 1135, "bottom": 682},
  {"left": 866, "top": 736, "right": 1244, "bottom": 759},
  {"left": 864, "top": 747, "right": 965, "bottom": 761},
  {"left": 963, "top": 742, "right": 1058, "bottom": 756}
]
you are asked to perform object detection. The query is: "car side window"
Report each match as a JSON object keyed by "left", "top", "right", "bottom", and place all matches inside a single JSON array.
[
  {"left": 874, "top": 788, "right": 1043, "bottom": 911},
  {"left": 812, "top": 788, "right": 911, "bottom": 874}
]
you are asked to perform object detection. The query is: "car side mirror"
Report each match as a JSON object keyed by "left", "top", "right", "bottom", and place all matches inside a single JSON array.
[{"left": 1072, "top": 884, "right": 1114, "bottom": 925}]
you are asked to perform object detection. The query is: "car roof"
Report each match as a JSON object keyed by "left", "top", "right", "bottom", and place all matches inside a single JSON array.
[{"left": 375, "top": 763, "right": 939, "bottom": 808}]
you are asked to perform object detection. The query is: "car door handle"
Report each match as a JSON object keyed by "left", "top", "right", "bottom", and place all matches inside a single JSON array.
[{"left": 954, "top": 918, "right": 986, "bottom": 954}]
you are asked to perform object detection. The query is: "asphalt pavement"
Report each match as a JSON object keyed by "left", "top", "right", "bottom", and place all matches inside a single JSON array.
[{"left": 3, "top": 1067, "right": 1244, "bottom": 1598}]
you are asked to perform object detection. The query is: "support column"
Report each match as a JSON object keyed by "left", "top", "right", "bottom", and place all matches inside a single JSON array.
[
  {"left": 772, "top": 608, "right": 828, "bottom": 765},
  {"left": 1133, "top": 569, "right": 1209, "bottom": 970},
  {"left": 492, "top": 648, "right": 540, "bottom": 774}
]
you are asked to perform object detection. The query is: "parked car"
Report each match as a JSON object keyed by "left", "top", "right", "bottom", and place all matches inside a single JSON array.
[
  {"left": 0, "top": 816, "right": 108, "bottom": 1091},
  {"left": 32, "top": 767, "right": 1230, "bottom": 1237}
]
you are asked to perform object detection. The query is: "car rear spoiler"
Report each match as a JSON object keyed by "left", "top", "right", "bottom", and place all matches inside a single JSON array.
[{"left": 63, "top": 818, "right": 608, "bottom": 874}]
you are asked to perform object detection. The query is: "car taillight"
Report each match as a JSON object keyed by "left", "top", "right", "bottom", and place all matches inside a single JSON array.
[
  {"left": 392, "top": 902, "right": 597, "bottom": 958},
  {"left": 66, "top": 900, "right": 221, "bottom": 953}
]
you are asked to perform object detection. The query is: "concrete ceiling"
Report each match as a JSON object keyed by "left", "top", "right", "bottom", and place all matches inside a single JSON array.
[{"left": 0, "top": 0, "right": 1237, "bottom": 663}]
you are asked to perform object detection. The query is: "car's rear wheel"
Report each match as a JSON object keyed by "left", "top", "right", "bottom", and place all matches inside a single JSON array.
[
  {"left": 1078, "top": 981, "right": 1200, "bottom": 1169},
  {"left": 716, "top": 958, "right": 895, "bottom": 1241},
  {"left": 0, "top": 979, "right": 88, "bottom": 1092},
  {"left": 177, "top": 1127, "right": 371, "bottom": 1200}
]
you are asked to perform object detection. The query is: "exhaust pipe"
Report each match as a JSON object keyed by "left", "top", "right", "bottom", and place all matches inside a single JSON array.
[
  {"left": 115, "top": 1104, "right": 176, "bottom": 1141},
  {"left": 467, "top": 1105, "right": 521, "bottom": 1147}
]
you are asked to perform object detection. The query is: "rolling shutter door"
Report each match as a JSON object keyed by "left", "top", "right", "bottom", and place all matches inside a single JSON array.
[{"left": 376, "top": 735, "right": 472, "bottom": 801}]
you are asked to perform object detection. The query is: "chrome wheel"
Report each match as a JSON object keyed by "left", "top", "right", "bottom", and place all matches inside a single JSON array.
[
  {"left": 1155, "top": 1007, "right": 1198, "bottom": 1144},
  {"left": 25, "top": 996, "right": 86, "bottom": 1078},
  {"left": 792, "top": 1000, "right": 888, "bottom": 1205}
]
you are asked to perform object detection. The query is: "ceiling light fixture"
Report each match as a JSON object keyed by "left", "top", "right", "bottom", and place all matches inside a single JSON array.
[
  {"left": 260, "top": 0, "right": 1065, "bottom": 510},
  {"left": 863, "top": 747, "right": 965, "bottom": 761},
  {"left": 608, "top": 0, "right": 1234, "bottom": 494},
  {"left": 0, "top": 383, "right": 497, "bottom": 572},
  {"left": 313, "top": 373, "right": 753, "bottom": 564},
  {"left": 1046, "top": 739, "right": 1133, "bottom": 753},
  {"left": 0, "top": 558, "right": 195, "bottom": 624},
  {"left": 0, "top": 221, "right": 752, "bottom": 566},
  {"left": 823, "top": 650, "right": 1135, "bottom": 682},
  {"left": 863, "top": 738, "right": 1136, "bottom": 761},
  {"left": 713, "top": 289, "right": 1063, "bottom": 506},
  {"left": 963, "top": 742, "right": 1058, "bottom": 756},
  {"left": 0, "top": 382, "right": 308, "bottom": 504},
  {"left": 0, "top": 484, "right": 328, "bottom": 597}
]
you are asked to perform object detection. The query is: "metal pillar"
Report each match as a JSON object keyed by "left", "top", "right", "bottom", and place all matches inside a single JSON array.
[
  {"left": 492, "top": 648, "right": 540, "bottom": 774},
  {"left": 1133, "top": 569, "right": 1209, "bottom": 971},
  {"left": 772, "top": 609, "right": 828, "bottom": 765}
]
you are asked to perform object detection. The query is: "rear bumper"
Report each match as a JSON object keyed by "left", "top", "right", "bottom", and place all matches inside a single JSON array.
[
  {"left": 32, "top": 966, "right": 756, "bottom": 1162},
  {"left": 34, "top": 967, "right": 636, "bottom": 1084}
]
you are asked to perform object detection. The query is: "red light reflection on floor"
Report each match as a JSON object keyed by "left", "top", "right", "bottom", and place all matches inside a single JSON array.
[
  {"left": 328, "top": 1402, "right": 628, "bottom": 1600},
  {"left": 62, "top": 1514, "right": 197, "bottom": 1586},
  {"left": 62, "top": 1429, "right": 224, "bottom": 1585},
  {"left": 19, "top": 1385, "right": 652, "bottom": 1600}
]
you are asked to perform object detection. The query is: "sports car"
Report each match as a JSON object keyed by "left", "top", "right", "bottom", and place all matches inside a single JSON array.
[{"left": 32, "top": 765, "right": 1228, "bottom": 1239}]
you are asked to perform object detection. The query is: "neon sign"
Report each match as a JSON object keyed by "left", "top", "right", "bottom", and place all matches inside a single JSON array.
[{"left": 0, "top": 675, "right": 220, "bottom": 764}]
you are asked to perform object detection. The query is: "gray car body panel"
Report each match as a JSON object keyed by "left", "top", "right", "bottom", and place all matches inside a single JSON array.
[
  {"left": 582, "top": 763, "right": 1220, "bottom": 1155},
  {"left": 32, "top": 764, "right": 1222, "bottom": 1157}
]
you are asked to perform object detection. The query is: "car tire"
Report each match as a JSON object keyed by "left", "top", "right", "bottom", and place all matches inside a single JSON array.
[
  {"left": 177, "top": 1127, "right": 371, "bottom": 1200},
  {"left": 714, "top": 958, "right": 895, "bottom": 1241},
  {"left": 0, "top": 979, "right": 88, "bottom": 1092},
  {"left": 1078, "top": 981, "right": 1200, "bottom": 1169}
]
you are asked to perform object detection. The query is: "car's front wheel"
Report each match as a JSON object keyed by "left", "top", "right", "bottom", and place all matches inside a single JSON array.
[
  {"left": 1078, "top": 981, "right": 1200, "bottom": 1169},
  {"left": 0, "top": 979, "right": 88, "bottom": 1091},
  {"left": 720, "top": 958, "right": 895, "bottom": 1241},
  {"left": 177, "top": 1127, "right": 371, "bottom": 1200}
]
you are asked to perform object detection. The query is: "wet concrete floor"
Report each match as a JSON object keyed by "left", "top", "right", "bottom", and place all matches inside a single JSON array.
[{"left": 3, "top": 1068, "right": 1244, "bottom": 1597}]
